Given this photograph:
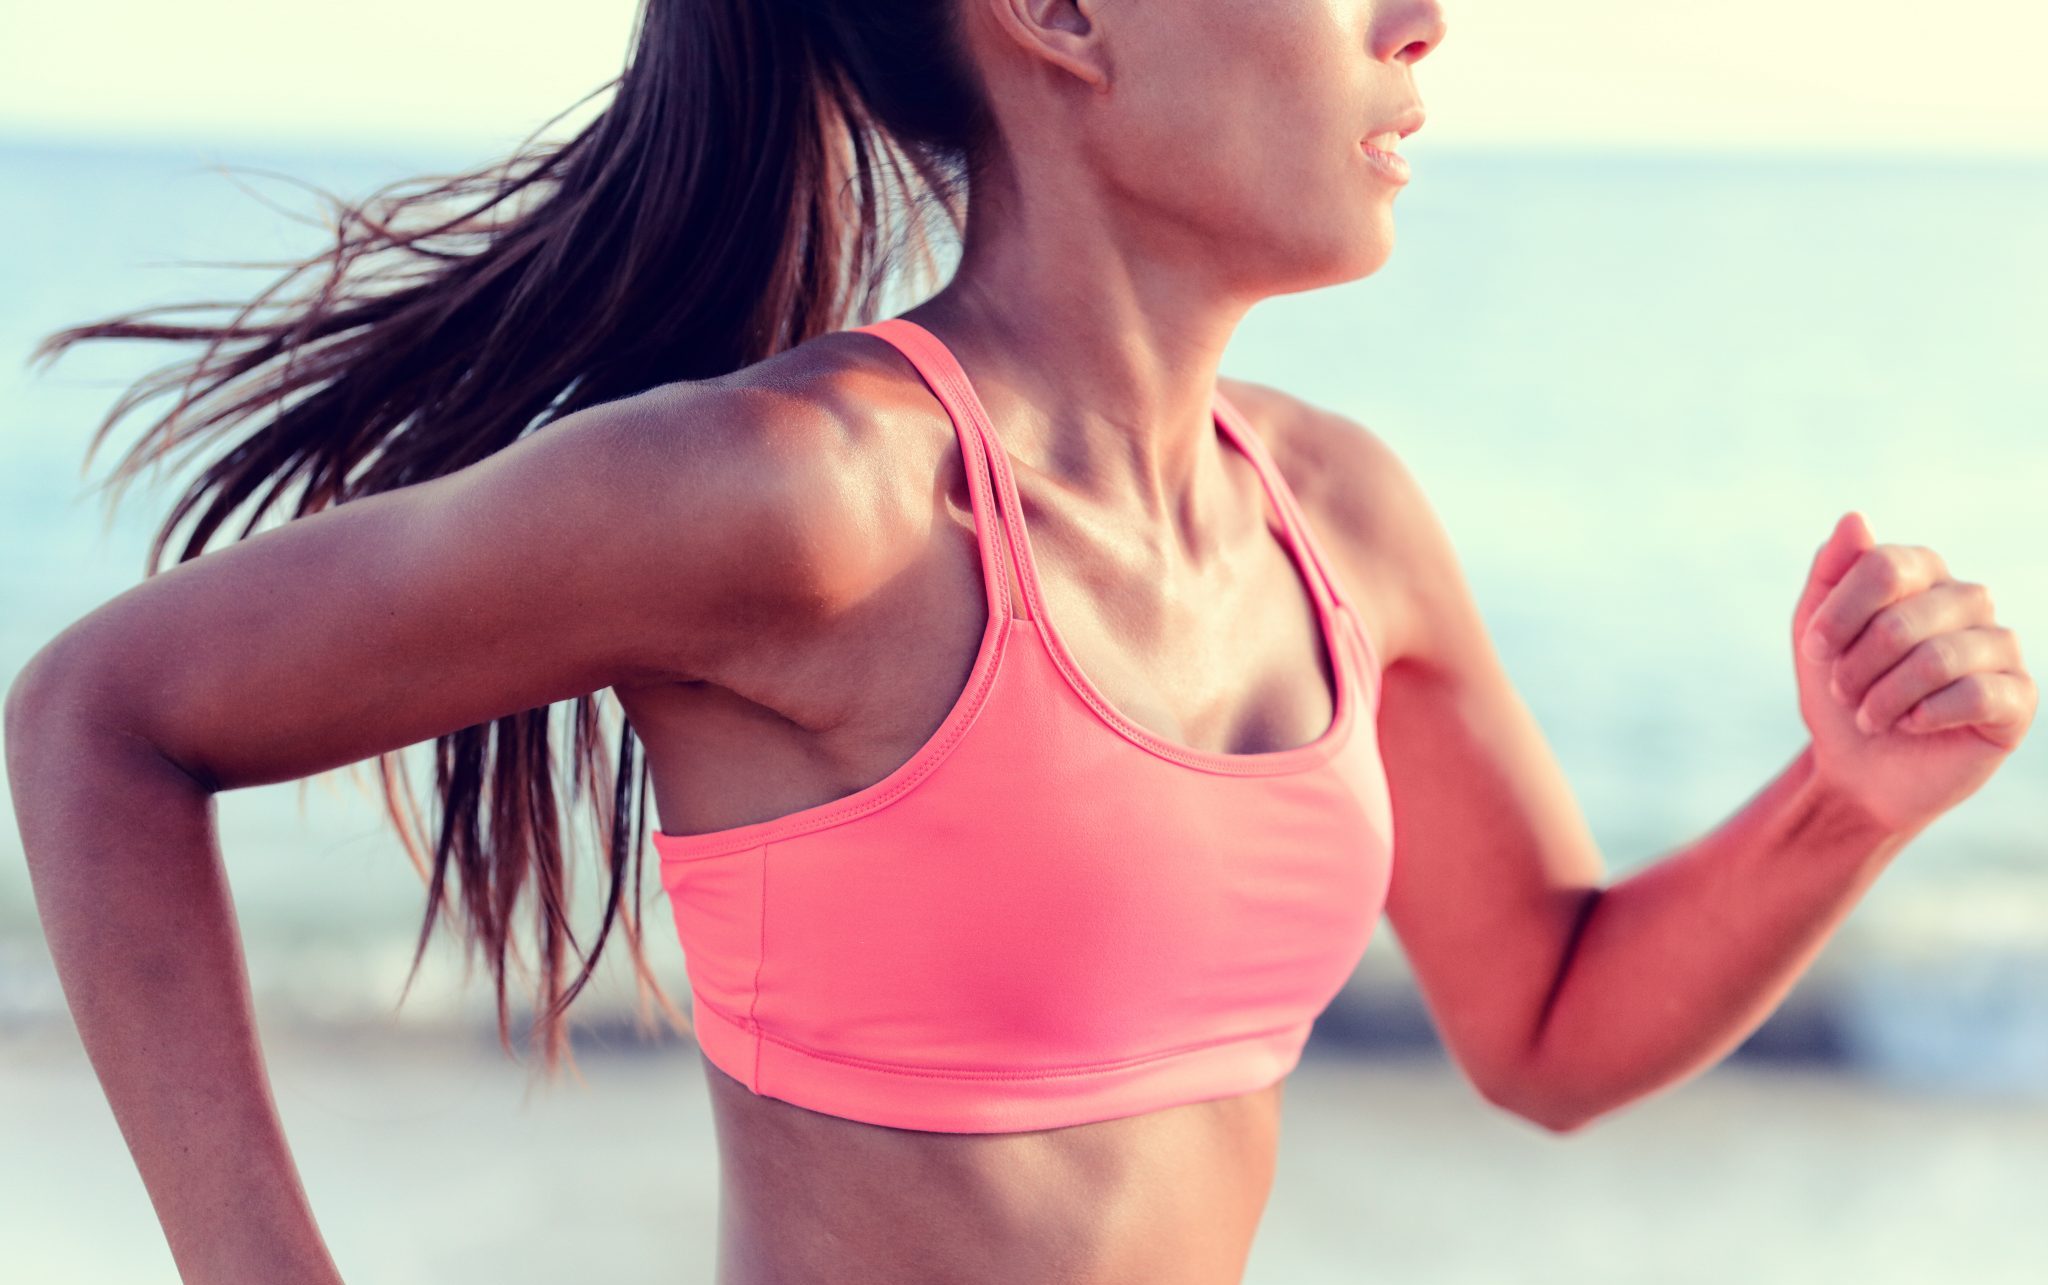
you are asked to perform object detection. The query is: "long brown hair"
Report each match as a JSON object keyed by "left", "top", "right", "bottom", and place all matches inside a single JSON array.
[{"left": 26, "top": 0, "right": 996, "bottom": 1079}]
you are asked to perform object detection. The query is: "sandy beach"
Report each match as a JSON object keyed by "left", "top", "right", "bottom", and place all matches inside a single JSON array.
[{"left": 5, "top": 1019, "right": 2043, "bottom": 1285}]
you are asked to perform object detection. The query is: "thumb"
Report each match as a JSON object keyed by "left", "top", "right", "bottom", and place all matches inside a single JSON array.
[{"left": 1794, "top": 510, "right": 1873, "bottom": 654}]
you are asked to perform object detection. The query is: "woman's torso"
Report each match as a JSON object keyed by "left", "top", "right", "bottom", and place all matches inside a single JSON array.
[{"left": 612, "top": 316, "right": 1396, "bottom": 1283}]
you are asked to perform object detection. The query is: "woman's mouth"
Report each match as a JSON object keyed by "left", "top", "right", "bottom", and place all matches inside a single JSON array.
[{"left": 1359, "top": 136, "right": 1410, "bottom": 184}]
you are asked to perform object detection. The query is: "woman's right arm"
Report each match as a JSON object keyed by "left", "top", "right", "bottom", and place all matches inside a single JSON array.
[{"left": 1, "top": 377, "right": 862, "bottom": 1284}]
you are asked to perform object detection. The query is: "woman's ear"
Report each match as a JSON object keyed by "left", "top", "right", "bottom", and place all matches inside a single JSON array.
[{"left": 979, "top": 0, "right": 1115, "bottom": 92}]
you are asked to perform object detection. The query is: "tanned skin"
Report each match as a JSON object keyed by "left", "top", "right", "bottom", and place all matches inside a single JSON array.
[{"left": 17, "top": 0, "right": 2028, "bottom": 1281}]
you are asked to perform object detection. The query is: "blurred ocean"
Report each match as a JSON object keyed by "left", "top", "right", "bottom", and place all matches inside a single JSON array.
[{"left": 2, "top": 135, "right": 2045, "bottom": 1094}]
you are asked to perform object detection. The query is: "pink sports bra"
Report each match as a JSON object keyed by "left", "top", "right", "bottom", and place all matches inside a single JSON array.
[{"left": 650, "top": 317, "right": 1395, "bottom": 1133}]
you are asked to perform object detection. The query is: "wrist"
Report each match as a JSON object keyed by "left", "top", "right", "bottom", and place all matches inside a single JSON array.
[{"left": 1791, "top": 740, "right": 1920, "bottom": 853}]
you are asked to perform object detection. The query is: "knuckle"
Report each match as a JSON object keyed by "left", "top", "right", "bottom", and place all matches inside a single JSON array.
[
  {"left": 1829, "top": 664, "right": 1855, "bottom": 702},
  {"left": 1953, "top": 670, "right": 1989, "bottom": 705},
  {"left": 1878, "top": 610, "right": 1916, "bottom": 649},
  {"left": 1919, "top": 636, "right": 1957, "bottom": 681}
]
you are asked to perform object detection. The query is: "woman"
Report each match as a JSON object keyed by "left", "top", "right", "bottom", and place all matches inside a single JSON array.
[{"left": 7, "top": 1, "right": 2036, "bottom": 1282}]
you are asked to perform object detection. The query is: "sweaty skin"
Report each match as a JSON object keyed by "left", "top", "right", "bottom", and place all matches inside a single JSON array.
[
  {"left": 19, "top": 0, "right": 2006, "bottom": 1274},
  {"left": 601, "top": 1, "right": 1445, "bottom": 1277},
  {"left": 606, "top": 334, "right": 1368, "bottom": 1285},
  {"left": 6, "top": 3, "right": 1447, "bottom": 1282},
  {"left": 611, "top": 328, "right": 1391, "bottom": 1285}
]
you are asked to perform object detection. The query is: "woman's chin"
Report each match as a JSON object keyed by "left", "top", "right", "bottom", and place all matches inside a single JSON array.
[
  {"left": 1329, "top": 223, "right": 1396, "bottom": 285},
  {"left": 1254, "top": 214, "right": 1395, "bottom": 294}
]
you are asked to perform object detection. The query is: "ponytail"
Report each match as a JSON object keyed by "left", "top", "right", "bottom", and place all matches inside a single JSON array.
[{"left": 27, "top": 0, "right": 995, "bottom": 1079}]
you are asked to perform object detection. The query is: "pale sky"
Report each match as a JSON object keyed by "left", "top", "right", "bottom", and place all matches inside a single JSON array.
[{"left": 2, "top": 0, "right": 2043, "bottom": 155}]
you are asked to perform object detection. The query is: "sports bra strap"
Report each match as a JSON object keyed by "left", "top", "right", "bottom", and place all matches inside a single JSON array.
[
  {"left": 1209, "top": 388, "right": 1352, "bottom": 617},
  {"left": 849, "top": 318, "right": 1029, "bottom": 625},
  {"left": 854, "top": 319, "right": 1356, "bottom": 638}
]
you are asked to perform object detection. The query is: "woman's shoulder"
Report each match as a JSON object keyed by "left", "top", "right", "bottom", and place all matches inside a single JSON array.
[{"left": 619, "top": 329, "right": 961, "bottom": 616}]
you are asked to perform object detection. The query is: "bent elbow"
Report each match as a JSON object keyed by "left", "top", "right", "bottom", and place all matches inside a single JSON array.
[
  {"left": 1479, "top": 1074, "right": 1599, "bottom": 1136},
  {"left": 1528, "top": 1103, "right": 1597, "bottom": 1135}
]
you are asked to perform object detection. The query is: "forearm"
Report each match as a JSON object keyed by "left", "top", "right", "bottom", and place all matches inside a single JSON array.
[
  {"left": 1513, "top": 741, "right": 1916, "bottom": 1131},
  {"left": 6, "top": 684, "right": 343, "bottom": 1284}
]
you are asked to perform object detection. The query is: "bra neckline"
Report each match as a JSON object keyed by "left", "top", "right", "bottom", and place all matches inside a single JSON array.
[
  {"left": 652, "top": 320, "right": 1366, "bottom": 857},
  {"left": 873, "top": 316, "right": 1358, "bottom": 777}
]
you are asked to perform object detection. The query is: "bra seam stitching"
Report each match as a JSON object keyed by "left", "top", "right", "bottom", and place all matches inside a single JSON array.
[
  {"left": 1028, "top": 620, "right": 1350, "bottom": 776},
  {"left": 693, "top": 987, "right": 1312, "bottom": 1081},
  {"left": 653, "top": 619, "right": 1014, "bottom": 860},
  {"left": 749, "top": 842, "right": 767, "bottom": 1091}
]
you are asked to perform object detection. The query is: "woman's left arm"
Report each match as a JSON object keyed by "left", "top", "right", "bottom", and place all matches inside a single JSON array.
[{"left": 1258, "top": 393, "right": 2035, "bottom": 1136}]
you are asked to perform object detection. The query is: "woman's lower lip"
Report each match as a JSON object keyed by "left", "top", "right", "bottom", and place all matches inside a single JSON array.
[{"left": 1359, "top": 141, "right": 1411, "bottom": 183}]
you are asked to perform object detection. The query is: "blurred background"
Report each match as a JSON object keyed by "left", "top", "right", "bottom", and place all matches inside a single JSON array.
[{"left": 3, "top": 1, "right": 2045, "bottom": 1282}]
